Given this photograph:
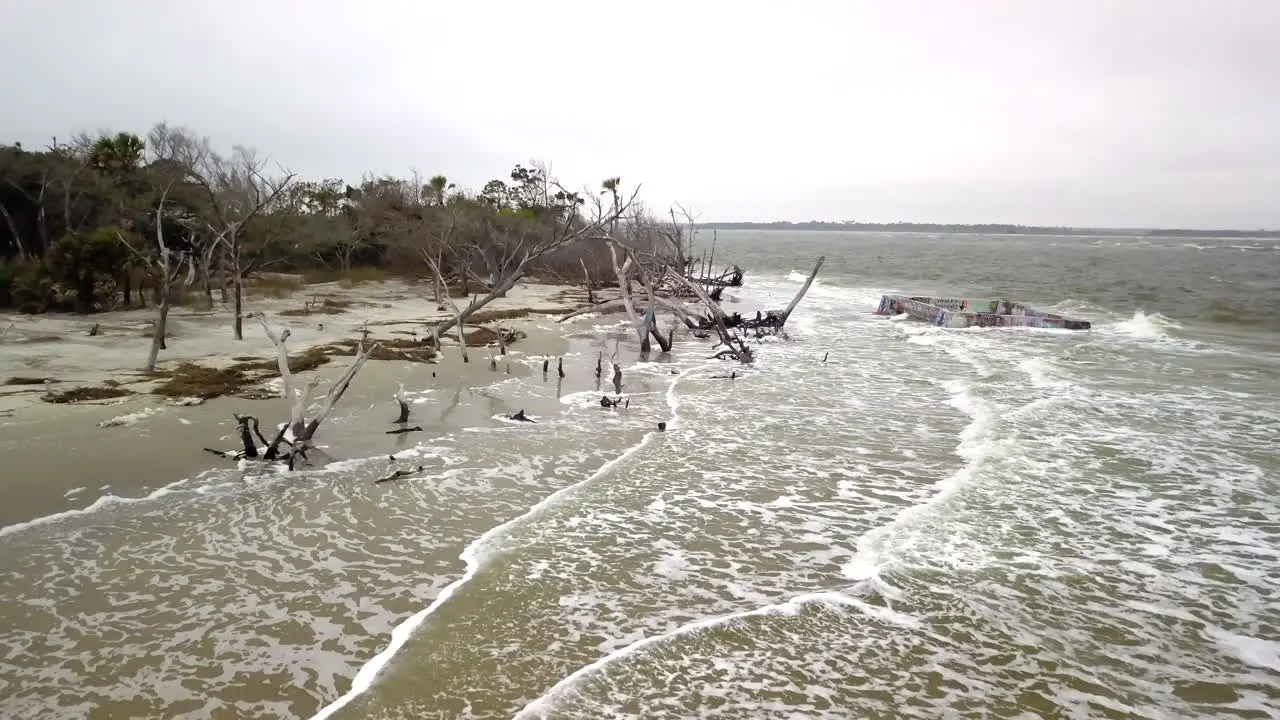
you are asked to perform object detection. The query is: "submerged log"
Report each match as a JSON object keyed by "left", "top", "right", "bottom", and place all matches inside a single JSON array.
[
  {"left": 385, "top": 426, "right": 423, "bottom": 435},
  {"left": 375, "top": 457, "right": 426, "bottom": 484}
]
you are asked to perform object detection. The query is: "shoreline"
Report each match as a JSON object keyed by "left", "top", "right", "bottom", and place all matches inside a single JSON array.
[
  {"left": 0, "top": 277, "right": 636, "bottom": 529},
  {"left": 0, "top": 277, "right": 591, "bottom": 416}
]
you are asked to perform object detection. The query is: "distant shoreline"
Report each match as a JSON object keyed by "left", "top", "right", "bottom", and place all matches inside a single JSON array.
[{"left": 696, "top": 222, "right": 1280, "bottom": 239}]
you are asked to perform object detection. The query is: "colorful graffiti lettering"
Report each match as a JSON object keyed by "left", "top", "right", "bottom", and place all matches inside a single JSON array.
[{"left": 874, "top": 294, "right": 1091, "bottom": 330}]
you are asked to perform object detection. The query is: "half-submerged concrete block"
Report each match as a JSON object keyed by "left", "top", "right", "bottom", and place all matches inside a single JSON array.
[{"left": 874, "top": 295, "right": 1091, "bottom": 330}]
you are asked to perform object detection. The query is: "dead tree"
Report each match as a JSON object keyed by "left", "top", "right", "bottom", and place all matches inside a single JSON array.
[
  {"left": 555, "top": 294, "right": 697, "bottom": 327},
  {"left": 190, "top": 145, "right": 295, "bottom": 340},
  {"left": 393, "top": 384, "right": 410, "bottom": 424},
  {"left": 580, "top": 257, "right": 595, "bottom": 303},
  {"left": 249, "top": 313, "right": 377, "bottom": 467},
  {"left": 415, "top": 182, "right": 641, "bottom": 342},
  {"left": 605, "top": 241, "right": 649, "bottom": 351},
  {"left": 743, "top": 256, "right": 825, "bottom": 330},
  {"left": 116, "top": 184, "right": 198, "bottom": 371}
]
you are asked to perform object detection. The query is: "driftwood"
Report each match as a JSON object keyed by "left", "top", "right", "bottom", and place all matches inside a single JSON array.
[
  {"left": 556, "top": 295, "right": 698, "bottom": 328},
  {"left": 205, "top": 314, "right": 376, "bottom": 469},
  {"left": 386, "top": 426, "right": 423, "bottom": 435},
  {"left": 376, "top": 456, "right": 426, "bottom": 484},
  {"left": 746, "top": 256, "right": 825, "bottom": 330},
  {"left": 203, "top": 413, "right": 270, "bottom": 460}
]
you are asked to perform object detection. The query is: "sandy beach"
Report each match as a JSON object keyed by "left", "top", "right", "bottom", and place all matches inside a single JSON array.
[{"left": 0, "top": 277, "right": 631, "bottom": 530}]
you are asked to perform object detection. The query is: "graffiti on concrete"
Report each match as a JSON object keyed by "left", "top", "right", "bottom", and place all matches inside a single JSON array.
[{"left": 873, "top": 295, "right": 1091, "bottom": 330}]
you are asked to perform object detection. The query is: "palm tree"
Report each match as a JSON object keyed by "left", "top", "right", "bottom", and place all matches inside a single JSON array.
[
  {"left": 426, "top": 175, "right": 454, "bottom": 206},
  {"left": 89, "top": 132, "right": 145, "bottom": 175}
]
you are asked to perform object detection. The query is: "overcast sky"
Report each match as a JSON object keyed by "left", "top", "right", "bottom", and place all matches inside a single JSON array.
[{"left": 3, "top": 0, "right": 1278, "bottom": 228}]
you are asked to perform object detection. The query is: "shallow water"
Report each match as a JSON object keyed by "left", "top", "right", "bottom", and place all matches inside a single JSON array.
[{"left": 1, "top": 231, "right": 1278, "bottom": 718}]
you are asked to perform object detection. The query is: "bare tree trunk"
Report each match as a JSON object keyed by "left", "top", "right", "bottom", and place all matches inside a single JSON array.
[
  {"left": 252, "top": 313, "right": 373, "bottom": 467},
  {"left": 775, "top": 256, "right": 825, "bottom": 327},
  {"left": 147, "top": 291, "right": 170, "bottom": 371},
  {"left": 231, "top": 242, "right": 245, "bottom": 340},
  {"left": 233, "top": 274, "right": 244, "bottom": 340},
  {"left": 0, "top": 204, "right": 24, "bottom": 261},
  {"left": 200, "top": 255, "right": 213, "bottom": 303},
  {"left": 634, "top": 256, "right": 673, "bottom": 353},
  {"left": 580, "top": 257, "right": 594, "bottom": 303},
  {"left": 605, "top": 243, "right": 647, "bottom": 351},
  {"left": 454, "top": 304, "right": 469, "bottom": 363}
]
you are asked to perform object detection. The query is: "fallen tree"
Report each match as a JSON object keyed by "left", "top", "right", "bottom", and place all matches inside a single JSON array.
[
  {"left": 205, "top": 313, "right": 377, "bottom": 469},
  {"left": 401, "top": 177, "right": 642, "bottom": 357}
]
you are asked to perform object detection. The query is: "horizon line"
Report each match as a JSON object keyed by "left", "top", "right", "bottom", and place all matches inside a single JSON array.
[{"left": 694, "top": 220, "right": 1279, "bottom": 235}]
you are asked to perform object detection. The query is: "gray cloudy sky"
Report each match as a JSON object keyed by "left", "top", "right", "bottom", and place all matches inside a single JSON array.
[{"left": 3, "top": 0, "right": 1278, "bottom": 227}]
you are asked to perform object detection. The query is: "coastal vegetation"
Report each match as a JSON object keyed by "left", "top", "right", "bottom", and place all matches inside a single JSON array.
[
  {"left": 1, "top": 123, "right": 825, "bottom": 469},
  {"left": 0, "top": 125, "right": 656, "bottom": 346}
]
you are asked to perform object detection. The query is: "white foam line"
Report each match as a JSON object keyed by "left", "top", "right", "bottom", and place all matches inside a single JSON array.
[
  {"left": 511, "top": 590, "right": 917, "bottom": 719},
  {"left": 841, "top": 351, "right": 996, "bottom": 585},
  {"left": 307, "top": 363, "right": 706, "bottom": 720},
  {"left": 0, "top": 480, "right": 190, "bottom": 538}
]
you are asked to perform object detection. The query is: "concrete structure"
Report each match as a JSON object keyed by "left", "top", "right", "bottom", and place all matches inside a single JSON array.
[{"left": 874, "top": 295, "right": 1091, "bottom": 330}]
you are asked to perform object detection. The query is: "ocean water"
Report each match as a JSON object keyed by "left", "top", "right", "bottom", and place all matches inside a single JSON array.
[{"left": 1, "top": 230, "right": 1278, "bottom": 719}]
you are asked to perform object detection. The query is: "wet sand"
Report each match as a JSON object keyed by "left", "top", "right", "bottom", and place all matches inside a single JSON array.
[{"left": 0, "top": 278, "right": 621, "bottom": 530}]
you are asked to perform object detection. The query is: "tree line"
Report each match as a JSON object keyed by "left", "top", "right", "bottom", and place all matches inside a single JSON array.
[
  {"left": 1, "top": 123, "right": 677, "bottom": 369},
  {"left": 0, "top": 124, "right": 659, "bottom": 319}
]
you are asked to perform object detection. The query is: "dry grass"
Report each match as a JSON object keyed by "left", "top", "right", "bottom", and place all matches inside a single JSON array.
[
  {"left": 468, "top": 308, "right": 531, "bottom": 323},
  {"left": 465, "top": 307, "right": 567, "bottom": 324},
  {"left": 4, "top": 376, "right": 55, "bottom": 386},
  {"left": 278, "top": 298, "right": 350, "bottom": 317},
  {"left": 458, "top": 326, "right": 526, "bottom": 347},
  {"left": 178, "top": 292, "right": 215, "bottom": 310},
  {"left": 246, "top": 275, "right": 305, "bottom": 299},
  {"left": 303, "top": 267, "right": 393, "bottom": 286},
  {"left": 153, "top": 364, "right": 248, "bottom": 399},
  {"left": 228, "top": 347, "right": 332, "bottom": 375},
  {"left": 446, "top": 281, "right": 485, "bottom": 298},
  {"left": 330, "top": 338, "right": 437, "bottom": 363},
  {"left": 42, "top": 386, "right": 133, "bottom": 403},
  {"left": 151, "top": 347, "right": 332, "bottom": 399}
]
